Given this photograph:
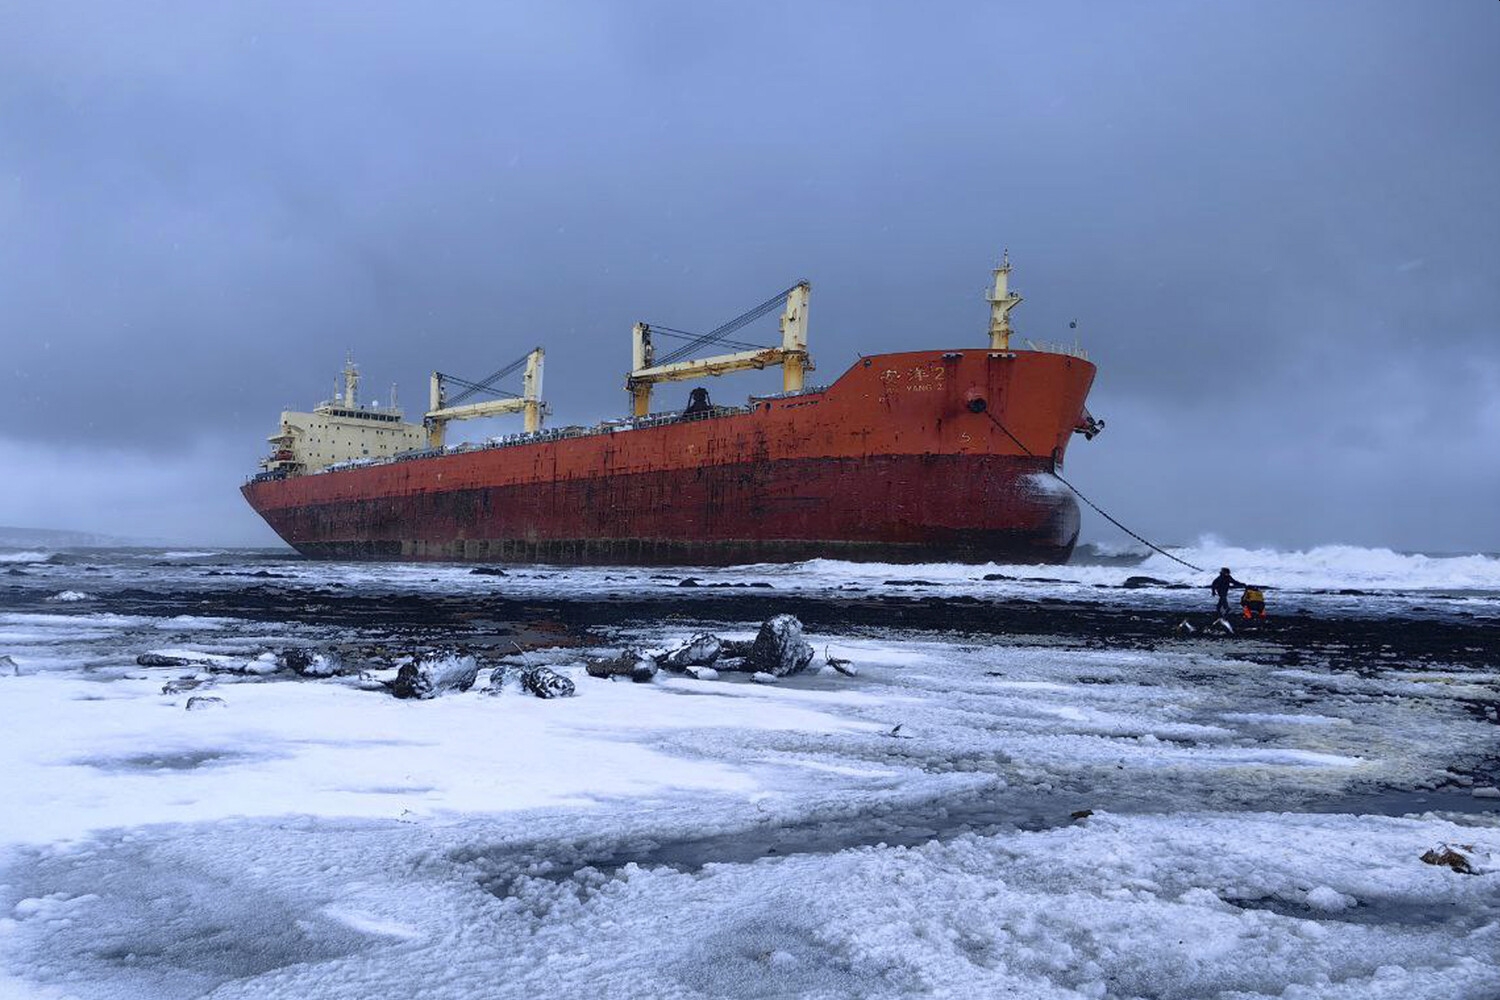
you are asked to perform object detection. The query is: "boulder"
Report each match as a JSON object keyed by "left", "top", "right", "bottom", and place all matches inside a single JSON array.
[
  {"left": 751, "top": 672, "right": 779, "bottom": 684},
  {"left": 747, "top": 614, "right": 815, "bottom": 677},
  {"left": 684, "top": 665, "right": 719, "bottom": 681},
  {"left": 391, "top": 654, "right": 480, "bottom": 700},
  {"left": 585, "top": 649, "right": 658, "bottom": 683},
  {"left": 185, "top": 696, "right": 226, "bottom": 711},
  {"left": 521, "top": 666, "right": 576, "bottom": 699},
  {"left": 657, "top": 634, "right": 722, "bottom": 671},
  {"left": 1122, "top": 576, "right": 1171, "bottom": 589},
  {"left": 469, "top": 566, "right": 508, "bottom": 577},
  {"left": 0, "top": 654, "right": 20, "bottom": 676}
]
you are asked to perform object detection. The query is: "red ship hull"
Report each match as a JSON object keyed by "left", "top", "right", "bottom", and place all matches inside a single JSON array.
[{"left": 243, "top": 349, "right": 1097, "bottom": 566}]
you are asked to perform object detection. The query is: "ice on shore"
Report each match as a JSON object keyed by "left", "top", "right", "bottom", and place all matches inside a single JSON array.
[{"left": 0, "top": 554, "right": 1495, "bottom": 999}]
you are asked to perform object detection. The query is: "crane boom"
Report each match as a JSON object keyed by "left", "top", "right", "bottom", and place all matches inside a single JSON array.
[
  {"left": 625, "top": 282, "right": 811, "bottom": 417},
  {"left": 426, "top": 347, "right": 546, "bottom": 447}
]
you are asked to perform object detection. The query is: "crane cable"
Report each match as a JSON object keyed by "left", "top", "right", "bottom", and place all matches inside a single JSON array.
[
  {"left": 650, "top": 282, "right": 806, "bottom": 368},
  {"left": 980, "top": 409, "right": 1205, "bottom": 573}
]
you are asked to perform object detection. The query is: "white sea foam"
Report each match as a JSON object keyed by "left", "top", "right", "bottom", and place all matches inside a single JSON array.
[
  {"left": 783, "top": 539, "right": 1500, "bottom": 595},
  {"left": 0, "top": 550, "right": 48, "bottom": 563}
]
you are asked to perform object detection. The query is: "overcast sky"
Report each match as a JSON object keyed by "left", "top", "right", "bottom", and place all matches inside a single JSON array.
[{"left": 2, "top": 1, "right": 1496, "bottom": 552}]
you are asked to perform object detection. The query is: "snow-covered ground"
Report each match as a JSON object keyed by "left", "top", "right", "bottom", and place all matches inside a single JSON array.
[{"left": 0, "top": 547, "right": 1497, "bottom": 998}]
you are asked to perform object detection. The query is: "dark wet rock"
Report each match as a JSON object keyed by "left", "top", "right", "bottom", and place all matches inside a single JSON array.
[
  {"left": 748, "top": 582, "right": 772, "bottom": 588},
  {"left": 185, "top": 695, "right": 226, "bottom": 711},
  {"left": 1123, "top": 576, "right": 1172, "bottom": 589},
  {"left": 136, "top": 653, "right": 195, "bottom": 667},
  {"left": 657, "top": 634, "right": 722, "bottom": 671},
  {"left": 585, "top": 649, "right": 658, "bottom": 683},
  {"left": 391, "top": 654, "right": 480, "bottom": 699},
  {"left": 719, "top": 639, "right": 754, "bottom": 658},
  {"left": 1420, "top": 845, "right": 1476, "bottom": 875},
  {"left": 982, "top": 573, "right": 1016, "bottom": 581},
  {"left": 5, "top": 568, "right": 26, "bottom": 576},
  {"left": 884, "top": 579, "right": 938, "bottom": 587},
  {"left": 470, "top": 567, "right": 509, "bottom": 577},
  {"left": 1338, "top": 588, "right": 1369, "bottom": 596},
  {"left": 747, "top": 614, "right": 815, "bottom": 677},
  {"left": 0, "top": 654, "right": 20, "bottom": 676},
  {"left": 521, "top": 666, "right": 575, "bottom": 699},
  {"left": 678, "top": 577, "right": 701, "bottom": 588}
]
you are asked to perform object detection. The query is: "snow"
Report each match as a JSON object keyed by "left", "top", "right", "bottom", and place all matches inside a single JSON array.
[{"left": 0, "top": 552, "right": 1495, "bottom": 998}]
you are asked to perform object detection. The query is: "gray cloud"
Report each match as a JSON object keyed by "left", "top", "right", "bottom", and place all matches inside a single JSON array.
[{"left": 1, "top": 1, "right": 1496, "bottom": 550}]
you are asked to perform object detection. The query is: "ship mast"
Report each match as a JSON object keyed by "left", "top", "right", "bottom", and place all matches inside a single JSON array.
[
  {"left": 342, "top": 355, "right": 360, "bottom": 407},
  {"left": 986, "top": 250, "right": 1023, "bottom": 351}
]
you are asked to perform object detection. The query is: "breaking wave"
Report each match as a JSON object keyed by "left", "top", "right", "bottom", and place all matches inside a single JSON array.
[{"left": 792, "top": 540, "right": 1500, "bottom": 595}]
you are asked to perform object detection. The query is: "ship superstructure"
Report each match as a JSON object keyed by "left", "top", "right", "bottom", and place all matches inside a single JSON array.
[
  {"left": 244, "top": 257, "right": 1102, "bottom": 565},
  {"left": 261, "top": 359, "right": 428, "bottom": 476}
]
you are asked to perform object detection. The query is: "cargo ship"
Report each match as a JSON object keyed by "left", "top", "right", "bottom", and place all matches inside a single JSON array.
[{"left": 242, "top": 255, "right": 1102, "bottom": 565}]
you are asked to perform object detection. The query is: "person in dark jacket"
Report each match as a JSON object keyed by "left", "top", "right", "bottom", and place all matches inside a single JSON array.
[{"left": 1209, "top": 567, "right": 1246, "bottom": 616}]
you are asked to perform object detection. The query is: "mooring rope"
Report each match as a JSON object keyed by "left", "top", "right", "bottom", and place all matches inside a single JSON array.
[{"left": 982, "top": 410, "right": 1206, "bottom": 573}]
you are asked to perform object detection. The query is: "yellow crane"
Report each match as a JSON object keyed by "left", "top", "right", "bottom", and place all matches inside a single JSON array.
[
  {"left": 625, "top": 282, "right": 812, "bottom": 417},
  {"left": 425, "top": 347, "right": 546, "bottom": 448}
]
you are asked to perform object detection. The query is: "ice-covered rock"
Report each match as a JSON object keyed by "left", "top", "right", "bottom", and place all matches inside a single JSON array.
[
  {"left": 0, "top": 654, "right": 20, "bottom": 676},
  {"left": 1304, "top": 886, "right": 1356, "bottom": 912},
  {"left": 751, "top": 671, "right": 779, "bottom": 684},
  {"left": 585, "top": 649, "right": 658, "bottom": 683},
  {"left": 684, "top": 665, "right": 719, "bottom": 681},
  {"left": 391, "top": 654, "right": 480, "bottom": 700},
  {"left": 747, "top": 614, "right": 815, "bottom": 677},
  {"left": 657, "top": 634, "right": 722, "bottom": 671},
  {"left": 210, "top": 652, "right": 283, "bottom": 676},
  {"left": 521, "top": 666, "right": 575, "bottom": 699},
  {"left": 278, "top": 648, "right": 341, "bottom": 678},
  {"left": 47, "top": 590, "right": 94, "bottom": 602},
  {"left": 184, "top": 695, "right": 226, "bottom": 711}
]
